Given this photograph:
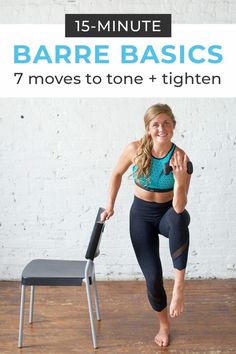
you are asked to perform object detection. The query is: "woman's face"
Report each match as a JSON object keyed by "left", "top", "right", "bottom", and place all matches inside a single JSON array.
[{"left": 147, "top": 113, "right": 175, "bottom": 144}]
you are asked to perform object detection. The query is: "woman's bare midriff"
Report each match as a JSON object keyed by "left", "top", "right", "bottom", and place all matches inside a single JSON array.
[{"left": 134, "top": 184, "right": 173, "bottom": 203}]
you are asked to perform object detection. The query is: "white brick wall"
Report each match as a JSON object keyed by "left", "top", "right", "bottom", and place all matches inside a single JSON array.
[
  {"left": 0, "top": 98, "right": 236, "bottom": 280},
  {"left": 0, "top": 0, "right": 235, "bottom": 24},
  {"left": 0, "top": 1, "right": 236, "bottom": 280}
]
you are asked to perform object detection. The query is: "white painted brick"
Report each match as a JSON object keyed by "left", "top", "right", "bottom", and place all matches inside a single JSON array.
[
  {"left": 1, "top": 97, "right": 236, "bottom": 280},
  {"left": 0, "top": 0, "right": 235, "bottom": 24}
]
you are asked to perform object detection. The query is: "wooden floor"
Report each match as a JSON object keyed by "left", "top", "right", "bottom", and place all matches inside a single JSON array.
[{"left": 0, "top": 280, "right": 236, "bottom": 354}]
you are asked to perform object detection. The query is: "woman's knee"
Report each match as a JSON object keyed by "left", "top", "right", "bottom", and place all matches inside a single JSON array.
[{"left": 169, "top": 208, "right": 190, "bottom": 227}]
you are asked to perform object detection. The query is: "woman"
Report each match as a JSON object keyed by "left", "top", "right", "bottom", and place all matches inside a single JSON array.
[{"left": 100, "top": 103, "right": 191, "bottom": 347}]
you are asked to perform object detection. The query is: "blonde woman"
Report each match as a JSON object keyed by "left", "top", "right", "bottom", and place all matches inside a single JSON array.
[{"left": 101, "top": 103, "right": 191, "bottom": 347}]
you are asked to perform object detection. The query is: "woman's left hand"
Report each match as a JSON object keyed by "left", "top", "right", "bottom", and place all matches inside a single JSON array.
[{"left": 169, "top": 151, "right": 188, "bottom": 186}]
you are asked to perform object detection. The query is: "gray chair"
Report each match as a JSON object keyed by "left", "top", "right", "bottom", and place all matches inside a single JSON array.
[{"left": 18, "top": 207, "right": 105, "bottom": 349}]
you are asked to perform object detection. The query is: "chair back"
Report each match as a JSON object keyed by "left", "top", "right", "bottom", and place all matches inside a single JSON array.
[{"left": 85, "top": 207, "right": 105, "bottom": 261}]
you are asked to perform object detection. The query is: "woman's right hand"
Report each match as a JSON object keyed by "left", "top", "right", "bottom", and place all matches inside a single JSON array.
[{"left": 100, "top": 209, "right": 114, "bottom": 222}]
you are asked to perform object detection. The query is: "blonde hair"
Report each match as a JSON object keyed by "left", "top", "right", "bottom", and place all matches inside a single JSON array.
[{"left": 134, "top": 103, "right": 176, "bottom": 180}]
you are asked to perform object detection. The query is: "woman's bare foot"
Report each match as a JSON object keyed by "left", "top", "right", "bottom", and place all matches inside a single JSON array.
[
  {"left": 170, "top": 285, "right": 184, "bottom": 318},
  {"left": 170, "top": 268, "right": 186, "bottom": 318},
  {"left": 155, "top": 308, "right": 170, "bottom": 347},
  {"left": 154, "top": 325, "right": 170, "bottom": 347}
]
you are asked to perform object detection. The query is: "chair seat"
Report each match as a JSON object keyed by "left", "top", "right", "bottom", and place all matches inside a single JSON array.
[{"left": 22, "top": 259, "right": 88, "bottom": 286}]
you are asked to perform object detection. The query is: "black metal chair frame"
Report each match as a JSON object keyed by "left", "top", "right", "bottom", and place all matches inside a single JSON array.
[{"left": 18, "top": 207, "right": 105, "bottom": 349}]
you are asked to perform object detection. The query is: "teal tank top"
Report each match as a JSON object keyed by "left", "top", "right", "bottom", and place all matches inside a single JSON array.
[{"left": 132, "top": 143, "right": 176, "bottom": 193}]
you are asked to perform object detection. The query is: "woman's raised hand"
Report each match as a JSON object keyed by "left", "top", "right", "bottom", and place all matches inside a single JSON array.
[{"left": 169, "top": 151, "right": 188, "bottom": 186}]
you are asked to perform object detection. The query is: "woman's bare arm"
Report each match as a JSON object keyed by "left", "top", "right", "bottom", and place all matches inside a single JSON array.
[
  {"left": 101, "top": 142, "right": 138, "bottom": 221},
  {"left": 170, "top": 150, "right": 191, "bottom": 214}
]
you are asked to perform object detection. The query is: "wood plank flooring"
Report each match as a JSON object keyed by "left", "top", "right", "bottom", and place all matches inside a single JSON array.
[{"left": 0, "top": 280, "right": 236, "bottom": 354}]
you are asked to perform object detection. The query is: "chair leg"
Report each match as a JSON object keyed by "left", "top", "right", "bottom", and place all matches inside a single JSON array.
[
  {"left": 18, "top": 284, "right": 26, "bottom": 348},
  {"left": 29, "top": 285, "right": 35, "bottom": 323},
  {"left": 85, "top": 278, "right": 97, "bottom": 349},
  {"left": 92, "top": 274, "right": 101, "bottom": 321}
]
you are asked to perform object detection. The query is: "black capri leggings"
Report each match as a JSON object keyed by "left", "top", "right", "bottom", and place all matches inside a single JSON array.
[{"left": 130, "top": 196, "right": 190, "bottom": 312}]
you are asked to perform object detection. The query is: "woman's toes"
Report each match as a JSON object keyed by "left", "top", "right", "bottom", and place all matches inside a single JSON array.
[{"left": 154, "top": 330, "right": 170, "bottom": 347}]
